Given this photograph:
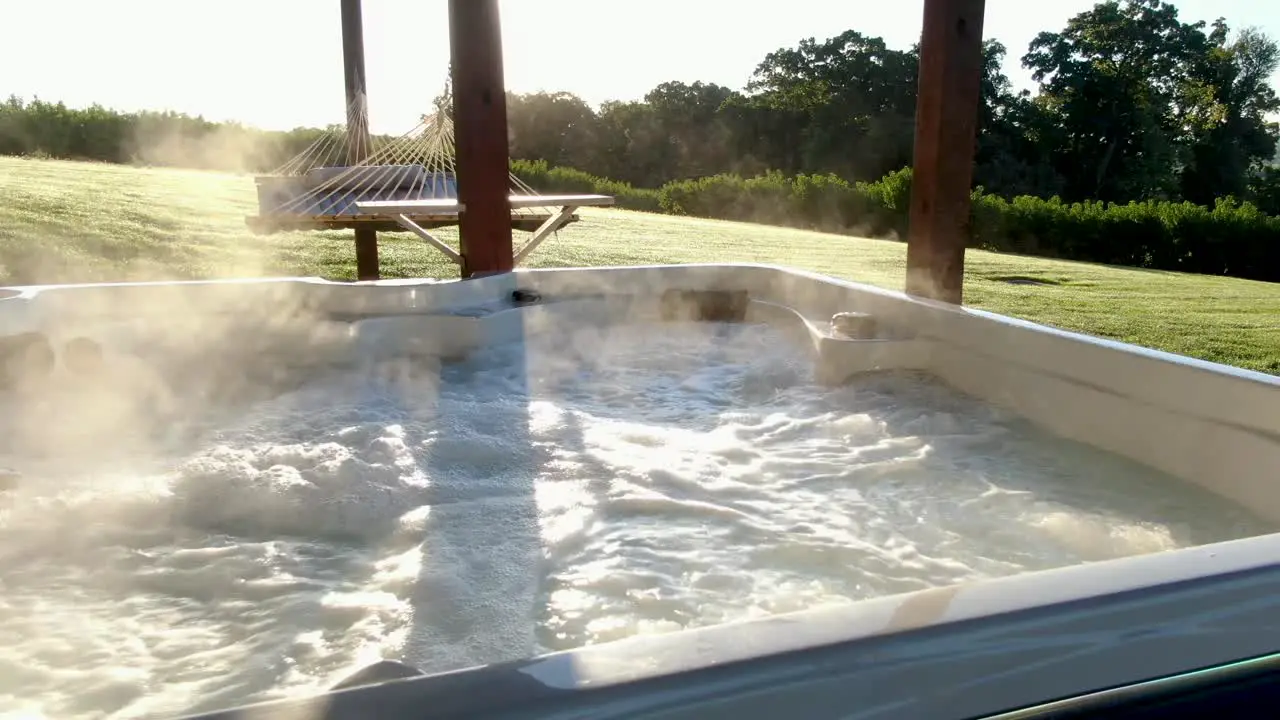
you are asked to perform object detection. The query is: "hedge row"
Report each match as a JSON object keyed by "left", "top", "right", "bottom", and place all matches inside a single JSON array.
[
  {"left": 511, "top": 160, "right": 662, "bottom": 213},
  {"left": 652, "top": 168, "right": 1278, "bottom": 282}
]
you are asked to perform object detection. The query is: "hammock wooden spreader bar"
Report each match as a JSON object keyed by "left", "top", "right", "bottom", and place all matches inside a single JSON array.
[{"left": 355, "top": 194, "right": 615, "bottom": 266}]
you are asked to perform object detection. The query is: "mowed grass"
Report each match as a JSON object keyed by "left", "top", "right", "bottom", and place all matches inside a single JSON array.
[{"left": 2, "top": 155, "right": 1277, "bottom": 375}]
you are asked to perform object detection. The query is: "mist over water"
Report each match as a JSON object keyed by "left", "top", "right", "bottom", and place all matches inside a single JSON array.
[{"left": 0, "top": 321, "right": 1268, "bottom": 719}]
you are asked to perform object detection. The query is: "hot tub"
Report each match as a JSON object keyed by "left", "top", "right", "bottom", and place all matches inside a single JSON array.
[{"left": 0, "top": 264, "right": 1276, "bottom": 720}]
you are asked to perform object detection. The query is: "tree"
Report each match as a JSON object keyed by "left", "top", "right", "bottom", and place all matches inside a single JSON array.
[
  {"left": 642, "top": 81, "right": 739, "bottom": 180},
  {"left": 1180, "top": 24, "right": 1280, "bottom": 205},
  {"left": 505, "top": 91, "right": 598, "bottom": 171},
  {"left": 973, "top": 41, "right": 1065, "bottom": 197},
  {"left": 739, "top": 30, "right": 918, "bottom": 181},
  {"left": 1022, "top": 0, "right": 1213, "bottom": 201}
]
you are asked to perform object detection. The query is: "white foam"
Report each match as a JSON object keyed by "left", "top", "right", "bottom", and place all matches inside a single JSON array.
[{"left": 0, "top": 322, "right": 1267, "bottom": 718}]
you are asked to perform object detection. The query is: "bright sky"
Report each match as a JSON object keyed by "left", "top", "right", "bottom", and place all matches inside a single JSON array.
[{"left": 4, "top": 0, "right": 1279, "bottom": 135}]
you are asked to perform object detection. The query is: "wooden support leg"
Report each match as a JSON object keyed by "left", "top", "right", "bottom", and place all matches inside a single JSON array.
[
  {"left": 341, "top": 0, "right": 378, "bottom": 281},
  {"left": 450, "top": 0, "right": 514, "bottom": 279},
  {"left": 513, "top": 207, "right": 578, "bottom": 265},
  {"left": 354, "top": 226, "right": 380, "bottom": 281},
  {"left": 394, "top": 215, "right": 463, "bottom": 265},
  {"left": 905, "top": 0, "right": 986, "bottom": 304}
]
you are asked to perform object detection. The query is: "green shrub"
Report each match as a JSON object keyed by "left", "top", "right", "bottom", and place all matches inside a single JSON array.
[
  {"left": 649, "top": 165, "right": 1280, "bottom": 282},
  {"left": 511, "top": 159, "right": 661, "bottom": 213}
]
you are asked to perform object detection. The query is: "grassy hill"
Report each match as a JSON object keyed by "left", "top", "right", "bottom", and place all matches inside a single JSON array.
[{"left": 1, "top": 155, "right": 1277, "bottom": 375}]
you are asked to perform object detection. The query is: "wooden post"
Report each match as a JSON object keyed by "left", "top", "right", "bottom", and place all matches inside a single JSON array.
[
  {"left": 340, "top": 0, "right": 379, "bottom": 281},
  {"left": 449, "top": 0, "right": 514, "bottom": 279},
  {"left": 906, "top": 0, "right": 986, "bottom": 304}
]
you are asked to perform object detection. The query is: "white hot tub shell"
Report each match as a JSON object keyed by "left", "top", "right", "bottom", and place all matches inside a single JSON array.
[{"left": 1, "top": 263, "right": 1277, "bottom": 719}]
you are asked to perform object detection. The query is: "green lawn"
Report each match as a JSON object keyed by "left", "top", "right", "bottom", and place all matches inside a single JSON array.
[{"left": 2, "top": 155, "right": 1277, "bottom": 375}]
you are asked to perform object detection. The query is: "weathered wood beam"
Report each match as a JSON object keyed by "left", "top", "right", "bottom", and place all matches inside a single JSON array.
[
  {"left": 449, "top": 0, "right": 514, "bottom": 279},
  {"left": 339, "top": 0, "right": 379, "bottom": 281},
  {"left": 906, "top": 0, "right": 987, "bottom": 304}
]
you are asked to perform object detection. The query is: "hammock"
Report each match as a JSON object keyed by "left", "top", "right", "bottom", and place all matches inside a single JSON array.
[{"left": 245, "top": 91, "right": 614, "bottom": 266}]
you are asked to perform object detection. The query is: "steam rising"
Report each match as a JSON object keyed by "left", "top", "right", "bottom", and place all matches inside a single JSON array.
[
  {"left": 0, "top": 310, "right": 1267, "bottom": 719},
  {"left": 127, "top": 122, "right": 283, "bottom": 175}
]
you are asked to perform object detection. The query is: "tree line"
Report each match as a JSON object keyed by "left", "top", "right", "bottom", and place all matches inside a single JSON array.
[
  {"left": 506, "top": 0, "right": 1280, "bottom": 210},
  {"left": 1, "top": 0, "right": 1278, "bottom": 281},
  {"left": 0, "top": 97, "right": 334, "bottom": 173}
]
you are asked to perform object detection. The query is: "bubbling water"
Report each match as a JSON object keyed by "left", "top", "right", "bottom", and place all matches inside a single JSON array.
[{"left": 0, "top": 321, "right": 1268, "bottom": 719}]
